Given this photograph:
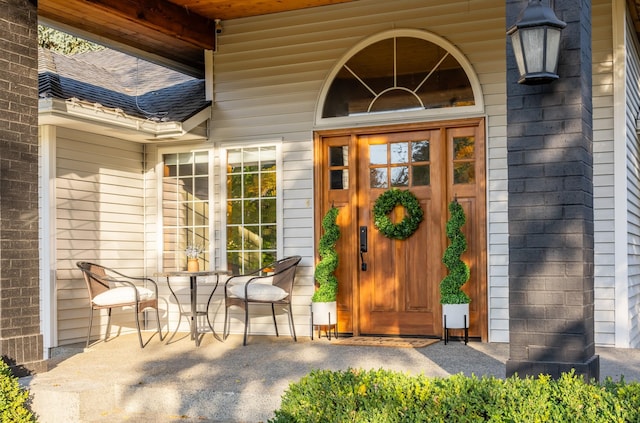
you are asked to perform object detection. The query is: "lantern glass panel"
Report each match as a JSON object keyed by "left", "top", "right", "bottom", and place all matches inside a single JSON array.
[
  {"left": 510, "top": 30, "right": 526, "bottom": 77},
  {"left": 545, "top": 28, "right": 561, "bottom": 73},
  {"left": 522, "top": 27, "right": 545, "bottom": 73}
]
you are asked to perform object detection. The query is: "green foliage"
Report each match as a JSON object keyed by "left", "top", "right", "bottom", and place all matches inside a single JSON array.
[
  {"left": 270, "top": 369, "right": 639, "bottom": 423},
  {"left": 312, "top": 207, "right": 341, "bottom": 302},
  {"left": 0, "top": 361, "right": 36, "bottom": 423},
  {"left": 373, "top": 189, "right": 424, "bottom": 240},
  {"left": 38, "top": 26, "right": 104, "bottom": 55},
  {"left": 440, "top": 200, "right": 471, "bottom": 304}
]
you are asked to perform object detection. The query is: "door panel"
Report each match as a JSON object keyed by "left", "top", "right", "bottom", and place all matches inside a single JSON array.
[{"left": 358, "top": 130, "right": 443, "bottom": 335}]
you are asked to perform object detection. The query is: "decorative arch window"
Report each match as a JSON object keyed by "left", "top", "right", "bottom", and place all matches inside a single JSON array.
[{"left": 318, "top": 30, "right": 482, "bottom": 123}]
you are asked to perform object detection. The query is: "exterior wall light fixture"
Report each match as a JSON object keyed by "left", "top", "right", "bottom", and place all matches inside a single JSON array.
[{"left": 507, "top": 0, "right": 566, "bottom": 85}]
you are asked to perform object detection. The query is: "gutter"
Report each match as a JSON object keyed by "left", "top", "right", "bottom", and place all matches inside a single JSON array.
[{"left": 38, "top": 97, "right": 210, "bottom": 141}]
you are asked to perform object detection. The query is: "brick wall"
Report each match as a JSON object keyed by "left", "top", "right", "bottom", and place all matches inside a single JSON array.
[
  {"left": 505, "top": 0, "right": 598, "bottom": 380},
  {"left": 0, "top": 0, "right": 45, "bottom": 375}
]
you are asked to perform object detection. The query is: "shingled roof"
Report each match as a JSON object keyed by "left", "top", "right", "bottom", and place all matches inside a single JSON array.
[{"left": 38, "top": 47, "right": 210, "bottom": 122}]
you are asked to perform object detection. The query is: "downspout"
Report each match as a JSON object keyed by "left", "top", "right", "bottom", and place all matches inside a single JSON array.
[{"left": 39, "top": 125, "right": 57, "bottom": 357}]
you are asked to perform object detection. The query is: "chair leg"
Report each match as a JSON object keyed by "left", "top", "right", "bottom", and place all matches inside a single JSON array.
[
  {"left": 288, "top": 303, "right": 297, "bottom": 342},
  {"left": 86, "top": 308, "right": 94, "bottom": 348},
  {"left": 243, "top": 302, "right": 249, "bottom": 346},
  {"left": 134, "top": 304, "right": 144, "bottom": 348},
  {"left": 271, "top": 304, "right": 279, "bottom": 337},
  {"left": 155, "top": 307, "right": 164, "bottom": 341},
  {"left": 106, "top": 308, "right": 112, "bottom": 342},
  {"left": 223, "top": 303, "right": 230, "bottom": 340}
]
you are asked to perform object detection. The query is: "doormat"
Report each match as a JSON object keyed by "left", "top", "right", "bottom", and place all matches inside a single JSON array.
[{"left": 332, "top": 336, "right": 440, "bottom": 348}]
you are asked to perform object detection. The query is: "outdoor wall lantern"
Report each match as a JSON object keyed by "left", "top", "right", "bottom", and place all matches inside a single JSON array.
[{"left": 507, "top": 0, "right": 566, "bottom": 85}]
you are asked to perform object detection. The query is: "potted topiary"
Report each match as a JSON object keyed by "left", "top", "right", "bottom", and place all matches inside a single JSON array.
[
  {"left": 311, "top": 206, "right": 340, "bottom": 336},
  {"left": 440, "top": 199, "right": 471, "bottom": 344}
]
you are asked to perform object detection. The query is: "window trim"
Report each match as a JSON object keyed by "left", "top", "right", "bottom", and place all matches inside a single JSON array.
[
  {"left": 314, "top": 28, "right": 485, "bottom": 128},
  {"left": 219, "top": 140, "right": 284, "bottom": 271}
]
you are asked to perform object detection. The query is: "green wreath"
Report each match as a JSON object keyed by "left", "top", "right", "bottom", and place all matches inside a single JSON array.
[{"left": 373, "top": 189, "right": 424, "bottom": 240}]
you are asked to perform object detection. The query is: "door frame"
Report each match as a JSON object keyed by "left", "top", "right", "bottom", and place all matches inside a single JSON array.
[{"left": 314, "top": 118, "right": 488, "bottom": 341}]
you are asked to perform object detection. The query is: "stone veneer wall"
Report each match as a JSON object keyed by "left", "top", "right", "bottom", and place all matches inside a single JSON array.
[{"left": 0, "top": 0, "right": 45, "bottom": 375}]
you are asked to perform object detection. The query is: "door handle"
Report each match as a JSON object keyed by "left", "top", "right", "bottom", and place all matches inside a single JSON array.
[{"left": 359, "top": 226, "right": 367, "bottom": 271}]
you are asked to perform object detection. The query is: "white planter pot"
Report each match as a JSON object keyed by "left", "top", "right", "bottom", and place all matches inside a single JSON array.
[
  {"left": 311, "top": 301, "right": 337, "bottom": 325},
  {"left": 442, "top": 303, "right": 470, "bottom": 329}
]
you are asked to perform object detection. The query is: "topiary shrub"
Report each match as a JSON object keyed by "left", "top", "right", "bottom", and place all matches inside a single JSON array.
[
  {"left": 0, "top": 360, "right": 37, "bottom": 422},
  {"left": 440, "top": 199, "right": 471, "bottom": 304},
  {"left": 312, "top": 206, "right": 340, "bottom": 303},
  {"left": 270, "top": 368, "right": 640, "bottom": 423}
]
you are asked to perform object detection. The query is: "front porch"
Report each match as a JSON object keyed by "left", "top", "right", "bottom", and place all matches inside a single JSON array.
[{"left": 21, "top": 333, "right": 640, "bottom": 422}]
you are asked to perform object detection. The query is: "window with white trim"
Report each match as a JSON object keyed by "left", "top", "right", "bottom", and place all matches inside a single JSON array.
[
  {"left": 162, "top": 151, "right": 210, "bottom": 270},
  {"left": 224, "top": 145, "right": 279, "bottom": 274}
]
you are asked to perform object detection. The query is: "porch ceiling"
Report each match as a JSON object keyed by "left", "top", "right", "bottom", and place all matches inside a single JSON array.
[
  {"left": 37, "top": 0, "right": 640, "bottom": 78},
  {"left": 38, "top": 0, "right": 357, "bottom": 77}
]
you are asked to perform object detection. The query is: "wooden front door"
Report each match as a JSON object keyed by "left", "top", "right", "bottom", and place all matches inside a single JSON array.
[{"left": 315, "top": 119, "right": 487, "bottom": 340}]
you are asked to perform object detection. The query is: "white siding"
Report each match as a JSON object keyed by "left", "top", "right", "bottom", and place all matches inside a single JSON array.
[
  {"left": 593, "top": 0, "right": 616, "bottom": 346},
  {"left": 55, "top": 127, "right": 148, "bottom": 345},
  {"left": 212, "top": 0, "right": 508, "bottom": 340},
  {"left": 625, "top": 13, "right": 640, "bottom": 348}
]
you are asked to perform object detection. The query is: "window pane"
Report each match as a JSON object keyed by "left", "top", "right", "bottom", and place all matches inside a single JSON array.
[
  {"left": 261, "top": 172, "right": 276, "bottom": 197},
  {"left": 261, "top": 147, "right": 276, "bottom": 170},
  {"left": 227, "top": 252, "right": 242, "bottom": 274},
  {"left": 329, "top": 146, "right": 348, "bottom": 166},
  {"left": 243, "top": 173, "right": 259, "bottom": 197},
  {"left": 390, "top": 143, "right": 408, "bottom": 164},
  {"left": 228, "top": 174, "right": 242, "bottom": 199},
  {"left": 194, "top": 151, "right": 208, "bottom": 175},
  {"left": 330, "top": 169, "right": 348, "bottom": 190},
  {"left": 227, "top": 226, "right": 242, "bottom": 250},
  {"left": 454, "top": 136, "right": 475, "bottom": 159},
  {"left": 244, "top": 199, "right": 260, "bottom": 224},
  {"left": 262, "top": 225, "right": 277, "bottom": 249},
  {"left": 391, "top": 167, "right": 409, "bottom": 187},
  {"left": 243, "top": 226, "right": 261, "bottom": 249},
  {"left": 262, "top": 199, "right": 276, "bottom": 224},
  {"left": 243, "top": 148, "right": 260, "bottom": 172},
  {"left": 227, "top": 200, "right": 242, "bottom": 224},
  {"left": 369, "top": 144, "right": 387, "bottom": 165},
  {"left": 413, "top": 165, "right": 430, "bottom": 186},
  {"left": 454, "top": 163, "right": 475, "bottom": 184},
  {"left": 245, "top": 251, "right": 261, "bottom": 273},
  {"left": 194, "top": 177, "right": 208, "bottom": 199},
  {"left": 370, "top": 168, "right": 388, "bottom": 188},
  {"left": 412, "top": 141, "right": 430, "bottom": 162}
]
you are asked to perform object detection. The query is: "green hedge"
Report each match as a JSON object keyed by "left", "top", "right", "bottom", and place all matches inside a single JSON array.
[
  {"left": 0, "top": 361, "right": 36, "bottom": 423},
  {"left": 270, "top": 368, "right": 640, "bottom": 423}
]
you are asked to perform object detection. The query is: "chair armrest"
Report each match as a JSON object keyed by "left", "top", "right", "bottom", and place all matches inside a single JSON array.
[{"left": 101, "top": 276, "right": 159, "bottom": 299}]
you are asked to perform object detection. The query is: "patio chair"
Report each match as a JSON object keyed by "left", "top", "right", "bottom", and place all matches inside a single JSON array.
[
  {"left": 77, "top": 261, "right": 164, "bottom": 348},
  {"left": 222, "top": 255, "right": 302, "bottom": 345}
]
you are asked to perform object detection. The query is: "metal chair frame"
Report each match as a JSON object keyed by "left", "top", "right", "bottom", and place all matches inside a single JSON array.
[
  {"left": 77, "top": 261, "right": 164, "bottom": 348},
  {"left": 220, "top": 256, "right": 302, "bottom": 345}
]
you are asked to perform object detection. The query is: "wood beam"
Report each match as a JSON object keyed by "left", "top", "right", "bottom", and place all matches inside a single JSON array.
[{"left": 84, "top": 0, "right": 216, "bottom": 50}]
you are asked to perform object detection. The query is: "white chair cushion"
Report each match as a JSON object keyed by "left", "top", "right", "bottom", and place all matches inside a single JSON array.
[
  {"left": 228, "top": 282, "right": 287, "bottom": 302},
  {"left": 226, "top": 275, "right": 273, "bottom": 286},
  {"left": 93, "top": 286, "right": 154, "bottom": 306}
]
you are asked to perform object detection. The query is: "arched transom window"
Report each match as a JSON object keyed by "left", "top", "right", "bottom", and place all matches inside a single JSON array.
[{"left": 318, "top": 30, "right": 482, "bottom": 123}]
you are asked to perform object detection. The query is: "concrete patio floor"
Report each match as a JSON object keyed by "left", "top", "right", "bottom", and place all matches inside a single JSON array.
[{"left": 21, "top": 332, "right": 640, "bottom": 422}]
